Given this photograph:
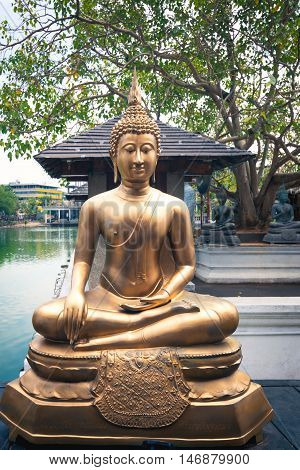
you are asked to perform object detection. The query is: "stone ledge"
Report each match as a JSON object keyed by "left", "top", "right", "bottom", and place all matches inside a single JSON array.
[
  {"left": 196, "top": 245, "right": 300, "bottom": 283},
  {"left": 225, "top": 297, "right": 300, "bottom": 380},
  {"left": 227, "top": 297, "right": 300, "bottom": 333}
]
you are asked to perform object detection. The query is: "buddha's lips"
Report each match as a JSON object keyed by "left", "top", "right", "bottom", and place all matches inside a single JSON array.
[{"left": 132, "top": 166, "right": 145, "bottom": 172}]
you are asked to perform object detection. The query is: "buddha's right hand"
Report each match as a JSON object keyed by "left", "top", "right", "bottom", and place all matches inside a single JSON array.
[{"left": 63, "top": 290, "right": 88, "bottom": 344}]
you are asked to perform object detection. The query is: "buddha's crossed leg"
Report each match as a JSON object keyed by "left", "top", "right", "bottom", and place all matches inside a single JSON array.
[
  {"left": 33, "top": 288, "right": 199, "bottom": 342},
  {"left": 33, "top": 288, "right": 238, "bottom": 349},
  {"left": 74, "top": 295, "right": 238, "bottom": 350}
]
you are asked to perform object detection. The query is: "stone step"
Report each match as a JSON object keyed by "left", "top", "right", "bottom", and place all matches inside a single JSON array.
[
  {"left": 196, "top": 245, "right": 300, "bottom": 283},
  {"left": 226, "top": 297, "right": 300, "bottom": 380}
]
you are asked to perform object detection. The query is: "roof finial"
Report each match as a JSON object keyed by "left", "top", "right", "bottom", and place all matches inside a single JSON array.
[{"left": 128, "top": 67, "right": 142, "bottom": 105}]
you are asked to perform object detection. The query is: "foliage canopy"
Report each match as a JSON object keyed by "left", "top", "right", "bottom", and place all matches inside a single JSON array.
[
  {"left": 0, "top": 0, "right": 299, "bottom": 225},
  {"left": 0, "top": 185, "right": 18, "bottom": 215}
]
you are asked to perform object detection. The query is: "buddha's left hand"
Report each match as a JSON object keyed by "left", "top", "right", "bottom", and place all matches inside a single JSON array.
[{"left": 120, "top": 290, "right": 170, "bottom": 312}]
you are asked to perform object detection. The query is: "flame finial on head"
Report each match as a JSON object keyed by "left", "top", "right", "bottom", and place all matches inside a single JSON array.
[
  {"left": 128, "top": 67, "right": 142, "bottom": 106},
  {"left": 109, "top": 68, "right": 161, "bottom": 163},
  {"left": 276, "top": 184, "right": 289, "bottom": 201}
]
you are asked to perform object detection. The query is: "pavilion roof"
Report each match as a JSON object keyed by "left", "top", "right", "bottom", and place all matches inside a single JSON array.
[{"left": 35, "top": 117, "right": 254, "bottom": 179}]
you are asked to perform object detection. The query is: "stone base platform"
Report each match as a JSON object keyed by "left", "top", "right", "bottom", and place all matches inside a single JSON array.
[
  {"left": 0, "top": 337, "right": 274, "bottom": 447},
  {"left": 263, "top": 229, "right": 300, "bottom": 244},
  {"left": 199, "top": 230, "right": 240, "bottom": 247},
  {"left": 0, "top": 379, "right": 273, "bottom": 447},
  {"left": 196, "top": 245, "right": 300, "bottom": 283},
  {"left": 26, "top": 335, "right": 243, "bottom": 383}
]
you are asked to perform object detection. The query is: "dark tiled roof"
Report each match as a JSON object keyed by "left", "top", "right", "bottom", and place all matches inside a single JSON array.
[{"left": 35, "top": 117, "right": 254, "bottom": 177}]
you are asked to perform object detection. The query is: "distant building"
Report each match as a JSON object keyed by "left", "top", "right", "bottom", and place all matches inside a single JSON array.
[
  {"left": 65, "top": 182, "right": 88, "bottom": 202},
  {"left": 43, "top": 200, "right": 82, "bottom": 225},
  {"left": 9, "top": 181, "right": 63, "bottom": 202}
]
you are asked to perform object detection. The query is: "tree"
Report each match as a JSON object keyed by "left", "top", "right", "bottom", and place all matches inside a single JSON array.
[
  {"left": 0, "top": 185, "right": 18, "bottom": 215},
  {"left": 39, "top": 195, "right": 51, "bottom": 207},
  {"left": 0, "top": 0, "right": 299, "bottom": 226},
  {"left": 20, "top": 197, "right": 38, "bottom": 219}
]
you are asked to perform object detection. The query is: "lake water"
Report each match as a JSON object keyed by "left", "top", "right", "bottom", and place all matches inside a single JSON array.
[{"left": 0, "top": 226, "right": 77, "bottom": 382}]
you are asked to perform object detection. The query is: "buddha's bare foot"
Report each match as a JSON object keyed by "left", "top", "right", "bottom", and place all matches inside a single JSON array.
[
  {"left": 71, "top": 338, "right": 88, "bottom": 349},
  {"left": 74, "top": 338, "right": 104, "bottom": 351},
  {"left": 179, "top": 299, "right": 201, "bottom": 312}
]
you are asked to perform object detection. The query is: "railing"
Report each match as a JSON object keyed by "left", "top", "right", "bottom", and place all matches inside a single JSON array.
[
  {"left": 53, "top": 264, "right": 68, "bottom": 298},
  {"left": 43, "top": 201, "right": 83, "bottom": 209}
]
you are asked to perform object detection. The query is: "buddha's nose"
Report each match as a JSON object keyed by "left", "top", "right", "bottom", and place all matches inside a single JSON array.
[{"left": 134, "top": 148, "right": 143, "bottom": 165}]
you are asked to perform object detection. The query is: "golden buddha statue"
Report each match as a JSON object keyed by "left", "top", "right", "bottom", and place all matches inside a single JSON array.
[
  {"left": 32, "top": 70, "right": 238, "bottom": 350},
  {"left": 0, "top": 71, "right": 273, "bottom": 447}
]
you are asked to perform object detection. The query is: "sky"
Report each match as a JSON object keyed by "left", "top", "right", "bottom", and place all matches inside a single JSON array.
[
  {"left": 0, "top": 0, "right": 61, "bottom": 186},
  {"left": 0, "top": 148, "right": 60, "bottom": 186}
]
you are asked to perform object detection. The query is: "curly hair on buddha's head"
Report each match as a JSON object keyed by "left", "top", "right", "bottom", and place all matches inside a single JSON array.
[{"left": 109, "top": 70, "right": 161, "bottom": 162}]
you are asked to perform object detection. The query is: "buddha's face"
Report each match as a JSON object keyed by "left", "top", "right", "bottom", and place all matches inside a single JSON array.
[
  {"left": 278, "top": 192, "right": 289, "bottom": 204},
  {"left": 217, "top": 194, "right": 227, "bottom": 205},
  {"left": 116, "top": 133, "right": 157, "bottom": 183}
]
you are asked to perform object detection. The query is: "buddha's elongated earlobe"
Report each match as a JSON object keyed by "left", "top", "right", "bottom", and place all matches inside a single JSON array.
[
  {"left": 152, "top": 161, "right": 157, "bottom": 183},
  {"left": 113, "top": 162, "right": 118, "bottom": 184}
]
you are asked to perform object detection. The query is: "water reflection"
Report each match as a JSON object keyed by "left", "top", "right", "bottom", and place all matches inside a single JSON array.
[
  {"left": 0, "top": 227, "right": 76, "bottom": 264},
  {"left": 0, "top": 227, "right": 77, "bottom": 382}
]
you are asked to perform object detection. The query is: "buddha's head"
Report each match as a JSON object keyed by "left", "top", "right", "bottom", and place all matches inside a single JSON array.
[
  {"left": 216, "top": 190, "right": 227, "bottom": 206},
  {"left": 109, "top": 69, "right": 160, "bottom": 184},
  {"left": 276, "top": 185, "right": 289, "bottom": 204}
]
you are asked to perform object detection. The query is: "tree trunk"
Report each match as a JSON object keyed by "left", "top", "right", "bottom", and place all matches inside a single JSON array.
[
  {"left": 233, "top": 164, "right": 258, "bottom": 227},
  {"left": 256, "top": 180, "right": 279, "bottom": 227}
]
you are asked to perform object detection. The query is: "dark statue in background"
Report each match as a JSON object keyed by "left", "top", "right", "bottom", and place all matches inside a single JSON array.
[
  {"left": 263, "top": 185, "right": 300, "bottom": 244},
  {"left": 200, "top": 190, "right": 240, "bottom": 246}
]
